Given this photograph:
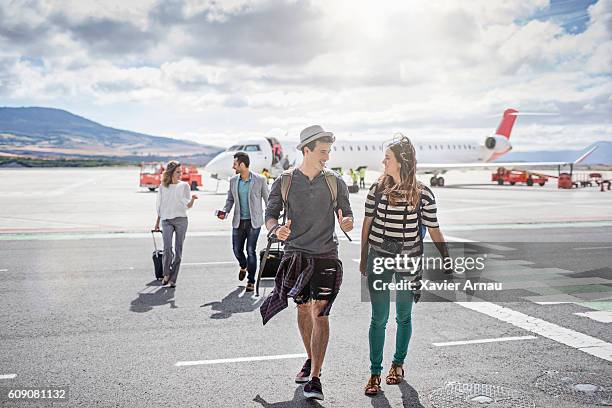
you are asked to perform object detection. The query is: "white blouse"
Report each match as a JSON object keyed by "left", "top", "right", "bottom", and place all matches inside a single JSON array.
[{"left": 156, "top": 181, "right": 191, "bottom": 220}]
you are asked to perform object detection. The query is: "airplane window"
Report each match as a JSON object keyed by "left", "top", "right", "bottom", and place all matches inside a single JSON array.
[
  {"left": 379, "top": 146, "right": 382, "bottom": 151},
  {"left": 228, "top": 145, "right": 239, "bottom": 151},
  {"left": 357, "top": 146, "right": 361, "bottom": 151},
  {"left": 349, "top": 146, "right": 353, "bottom": 151},
  {"left": 365, "top": 146, "right": 368, "bottom": 151},
  {"left": 333, "top": 146, "right": 337, "bottom": 151},
  {"left": 434, "top": 145, "right": 438, "bottom": 150},
  {"left": 428, "top": 145, "right": 432, "bottom": 150},
  {"left": 244, "top": 145, "right": 261, "bottom": 152},
  {"left": 447, "top": 145, "right": 451, "bottom": 149},
  {"left": 419, "top": 145, "right": 423, "bottom": 150},
  {"left": 342, "top": 146, "right": 345, "bottom": 151},
  {"left": 372, "top": 145, "right": 376, "bottom": 150}
]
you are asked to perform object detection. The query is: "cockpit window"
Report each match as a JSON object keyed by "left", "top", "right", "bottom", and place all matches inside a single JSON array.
[
  {"left": 244, "top": 145, "right": 261, "bottom": 152},
  {"left": 227, "top": 145, "right": 245, "bottom": 151}
]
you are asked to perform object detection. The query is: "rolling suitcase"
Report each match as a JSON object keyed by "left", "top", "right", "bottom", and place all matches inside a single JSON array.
[
  {"left": 151, "top": 230, "right": 164, "bottom": 280},
  {"left": 255, "top": 230, "right": 284, "bottom": 296}
]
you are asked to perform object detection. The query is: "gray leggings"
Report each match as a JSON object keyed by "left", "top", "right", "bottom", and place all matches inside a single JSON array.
[{"left": 162, "top": 217, "right": 188, "bottom": 283}]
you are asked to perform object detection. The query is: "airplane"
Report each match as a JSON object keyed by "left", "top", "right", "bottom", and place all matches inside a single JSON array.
[{"left": 204, "top": 108, "right": 596, "bottom": 187}]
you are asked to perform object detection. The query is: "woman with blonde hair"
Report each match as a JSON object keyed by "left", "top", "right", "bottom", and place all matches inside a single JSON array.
[
  {"left": 153, "top": 161, "right": 198, "bottom": 288},
  {"left": 360, "top": 136, "right": 451, "bottom": 396}
]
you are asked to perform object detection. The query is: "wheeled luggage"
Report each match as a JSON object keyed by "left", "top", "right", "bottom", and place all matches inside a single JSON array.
[
  {"left": 151, "top": 230, "right": 164, "bottom": 280},
  {"left": 255, "top": 230, "right": 284, "bottom": 296}
]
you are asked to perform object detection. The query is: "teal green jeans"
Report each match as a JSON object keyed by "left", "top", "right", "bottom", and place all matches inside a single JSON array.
[{"left": 366, "top": 248, "right": 414, "bottom": 375}]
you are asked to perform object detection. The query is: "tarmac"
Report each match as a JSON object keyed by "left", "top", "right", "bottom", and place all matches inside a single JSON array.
[{"left": 0, "top": 167, "right": 611, "bottom": 407}]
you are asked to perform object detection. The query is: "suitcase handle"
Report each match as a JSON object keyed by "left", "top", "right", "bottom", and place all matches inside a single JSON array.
[{"left": 151, "top": 230, "right": 162, "bottom": 252}]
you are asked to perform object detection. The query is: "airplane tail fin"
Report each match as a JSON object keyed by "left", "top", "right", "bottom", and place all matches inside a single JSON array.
[{"left": 496, "top": 108, "right": 518, "bottom": 139}]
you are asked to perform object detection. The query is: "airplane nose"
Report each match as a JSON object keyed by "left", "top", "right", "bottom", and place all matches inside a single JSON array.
[{"left": 204, "top": 153, "right": 233, "bottom": 178}]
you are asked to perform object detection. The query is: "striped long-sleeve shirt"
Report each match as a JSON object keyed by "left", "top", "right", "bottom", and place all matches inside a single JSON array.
[{"left": 365, "top": 182, "right": 439, "bottom": 256}]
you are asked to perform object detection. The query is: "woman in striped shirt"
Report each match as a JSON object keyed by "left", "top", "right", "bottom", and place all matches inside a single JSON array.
[{"left": 360, "top": 136, "right": 451, "bottom": 396}]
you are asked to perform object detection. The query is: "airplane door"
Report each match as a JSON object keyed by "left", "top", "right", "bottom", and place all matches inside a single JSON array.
[{"left": 243, "top": 141, "right": 272, "bottom": 173}]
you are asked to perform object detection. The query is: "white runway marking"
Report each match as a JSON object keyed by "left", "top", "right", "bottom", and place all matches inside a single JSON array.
[
  {"left": 574, "top": 311, "right": 612, "bottom": 323},
  {"left": 436, "top": 232, "right": 612, "bottom": 362},
  {"left": 573, "top": 246, "right": 612, "bottom": 251},
  {"left": 50, "top": 178, "right": 100, "bottom": 196},
  {"left": 442, "top": 201, "right": 546, "bottom": 214},
  {"left": 3, "top": 220, "right": 612, "bottom": 240},
  {"left": 457, "top": 301, "right": 612, "bottom": 362},
  {"left": 0, "top": 269, "right": 7, "bottom": 272},
  {"left": 433, "top": 335, "right": 537, "bottom": 347},
  {"left": 0, "top": 374, "right": 16, "bottom": 379},
  {"left": 444, "top": 220, "right": 612, "bottom": 232},
  {"left": 175, "top": 353, "right": 307, "bottom": 367}
]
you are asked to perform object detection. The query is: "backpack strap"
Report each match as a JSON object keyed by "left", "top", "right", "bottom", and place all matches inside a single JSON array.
[
  {"left": 280, "top": 168, "right": 295, "bottom": 205},
  {"left": 322, "top": 169, "right": 338, "bottom": 209},
  {"left": 282, "top": 168, "right": 338, "bottom": 209}
]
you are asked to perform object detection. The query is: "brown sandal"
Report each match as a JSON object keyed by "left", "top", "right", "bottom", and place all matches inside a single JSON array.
[
  {"left": 364, "top": 375, "right": 381, "bottom": 396},
  {"left": 385, "top": 363, "right": 404, "bottom": 385}
]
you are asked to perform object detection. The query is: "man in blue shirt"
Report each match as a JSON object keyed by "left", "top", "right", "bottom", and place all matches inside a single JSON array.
[{"left": 219, "top": 152, "right": 269, "bottom": 291}]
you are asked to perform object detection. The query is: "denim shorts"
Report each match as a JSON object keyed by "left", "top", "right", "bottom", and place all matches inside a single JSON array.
[{"left": 294, "top": 258, "right": 338, "bottom": 305}]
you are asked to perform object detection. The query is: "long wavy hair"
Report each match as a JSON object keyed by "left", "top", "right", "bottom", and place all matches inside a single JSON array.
[
  {"left": 377, "top": 134, "right": 421, "bottom": 207},
  {"left": 161, "top": 160, "right": 181, "bottom": 187}
]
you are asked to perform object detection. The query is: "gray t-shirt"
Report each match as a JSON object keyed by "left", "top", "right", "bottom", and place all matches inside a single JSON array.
[{"left": 265, "top": 168, "right": 353, "bottom": 255}]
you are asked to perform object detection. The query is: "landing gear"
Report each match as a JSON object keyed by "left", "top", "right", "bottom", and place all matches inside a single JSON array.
[{"left": 430, "top": 176, "right": 445, "bottom": 187}]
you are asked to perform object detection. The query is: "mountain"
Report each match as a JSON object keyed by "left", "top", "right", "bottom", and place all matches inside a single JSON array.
[
  {"left": 496, "top": 141, "right": 612, "bottom": 165},
  {"left": 0, "top": 107, "right": 223, "bottom": 163}
]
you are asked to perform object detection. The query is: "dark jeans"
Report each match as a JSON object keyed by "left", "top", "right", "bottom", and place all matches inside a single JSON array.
[{"left": 232, "top": 219, "right": 261, "bottom": 284}]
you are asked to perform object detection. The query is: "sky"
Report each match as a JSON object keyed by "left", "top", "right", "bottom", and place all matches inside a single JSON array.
[{"left": 0, "top": 0, "right": 610, "bottom": 151}]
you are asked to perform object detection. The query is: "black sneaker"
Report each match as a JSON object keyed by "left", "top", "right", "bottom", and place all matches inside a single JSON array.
[
  {"left": 303, "top": 376, "right": 324, "bottom": 400},
  {"left": 295, "top": 359, "right": 311, "bottom": 383}
]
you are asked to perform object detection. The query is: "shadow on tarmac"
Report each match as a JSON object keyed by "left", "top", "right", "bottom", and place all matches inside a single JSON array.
[
  {"left": 200, "top": 286, "right": 263, "bottom": 319},
  {"left": 253, "top": 386, "right": 324, "bottom": 407},
  {"left": 368, "top": 381, "right": 425, "bottom": 407},
  {"left": 129, "top": 284, "right": 177, "bottom": 313},
  {"left": 252, "top": 382, "right": 424, "bottom": 407}
]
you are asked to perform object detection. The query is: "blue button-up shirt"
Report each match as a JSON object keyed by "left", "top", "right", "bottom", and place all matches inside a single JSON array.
[{"left": 238, "top": 173, "right": 252, "bottom": 220}]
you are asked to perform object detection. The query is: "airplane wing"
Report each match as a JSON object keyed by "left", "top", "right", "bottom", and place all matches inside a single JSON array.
[{"left": 417, "top": 146, "right": 598, "bottom": 172}]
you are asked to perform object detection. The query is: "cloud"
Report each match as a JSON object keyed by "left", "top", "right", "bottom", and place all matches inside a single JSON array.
[
  {"left": 0, "top": 0, "right": 610, "bottom": 151},
  {"left": 50, "top": 14, "right": 159, "bottom": 56}
]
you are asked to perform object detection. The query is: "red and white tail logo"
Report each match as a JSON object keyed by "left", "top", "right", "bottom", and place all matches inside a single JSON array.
[{"left": 496, "top": 108, "right": 518, "bottom": 139}]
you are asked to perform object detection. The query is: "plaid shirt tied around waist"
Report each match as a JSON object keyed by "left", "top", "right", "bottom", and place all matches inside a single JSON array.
[{"left": 259, "top": 250, "right": 343, "bottom": 325}]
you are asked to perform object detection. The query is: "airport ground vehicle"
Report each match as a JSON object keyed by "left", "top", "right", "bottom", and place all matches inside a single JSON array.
[
  {"left": 589, "top": 172, "right": 603, "bottom": 185},
  {"left": 492, "top": 168, "right": 547, "bottom": 186},
  {"left": 140, "top": 162, "right": 202, "bottom": 191},
  {"left": 557, "top": 173, "right": 574, "bottom": 189}
]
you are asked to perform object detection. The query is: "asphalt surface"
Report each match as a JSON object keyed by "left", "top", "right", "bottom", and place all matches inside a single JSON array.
[
  {"left": 1, "top": 226, "right": 611, "bottom": 407},
  {"left": 1, "top": 167, "right": 611, "bottom": 407}
]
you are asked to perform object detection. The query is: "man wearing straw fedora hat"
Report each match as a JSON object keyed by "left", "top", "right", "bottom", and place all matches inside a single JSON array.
[{"left": 260, "top": 125, "right": 354, "bottom": 401}]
